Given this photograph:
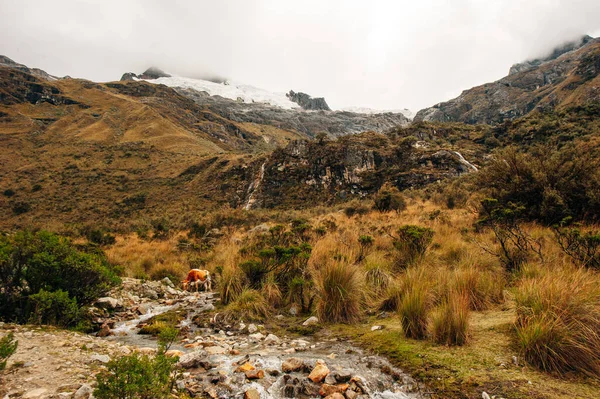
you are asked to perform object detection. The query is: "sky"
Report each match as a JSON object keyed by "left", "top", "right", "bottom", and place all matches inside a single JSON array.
[{"left": 1, "top": 0, "right": 600, "bottom": 112}]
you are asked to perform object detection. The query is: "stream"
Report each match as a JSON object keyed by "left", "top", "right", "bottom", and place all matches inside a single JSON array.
[{"left": 102, "top": 291, "right": 425, "bottom": 399}]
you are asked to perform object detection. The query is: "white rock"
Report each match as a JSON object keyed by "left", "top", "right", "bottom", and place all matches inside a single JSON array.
[
  {"left": 205, "top": 346, "right": 227, "bottom": 355},
  {"left": 264, "top": 334, "right": 280, "bottom": 345},
  {"left": 302, "top": 316, "right": 319, "bottom": 326},
  {"left": 23, "top": 389, "right": 48, "bottom": 399},
  {"left": 73, "top": 384, "right": 93, "bottom": 399},
  {"left": 90, "top": 354, "right": 110, "bottom": 364},
  {"left": 248, "top": 333, "right": 265, "bottom": 341},
  {"left": 284, "top": 348, "right": 296, "bottom": 354},
  {"left": 482, "top": 392, "right": 491, "bottom": 399},
  {"left": 371, "top": 325, "right": 384, "bottom": 331},
  {"left": 96, "top": 297, "right": 119, "bottom": 309},
  {"left": 247, "top": 323, "right": 258, "bottom": 334}
]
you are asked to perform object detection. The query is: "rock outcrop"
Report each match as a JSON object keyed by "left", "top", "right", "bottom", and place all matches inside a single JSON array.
[{"left": 286, "top": 90, "right": 331, "bottom": 111}]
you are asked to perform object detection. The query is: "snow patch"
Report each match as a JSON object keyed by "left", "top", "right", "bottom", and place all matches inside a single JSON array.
[{"left": 143, "top": 76, "right": 300, "bottom": 110}]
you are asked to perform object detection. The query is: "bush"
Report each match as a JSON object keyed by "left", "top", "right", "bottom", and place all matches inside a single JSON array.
[
  {"left": 430, "top": 291, "right": 470, "bottom": 346},
  {"left": 514, "top": 268, "right": 600, "bottom": 376},
  {"left": 94, "top": 337, "right": 177, "bottom": 399},
  {"left": 0, "top": 230, "right": 121, "bottom": 323},
  {"left": 29, "top": 289, "right": 80, "bottom": 327},
  {"left": 476, "top": 146, "right": 600, "bottom": 224},
  {"left": 553, "top": 222, "right": 600, "bottom": 269},
  {"left": 223, "top": 289, "right": 270, "bottom": 322},
  {"left": 373, "top": 184, "right": 407, "bottom": 213},
  {"left": 261, "top": 274, "right": 282, "bottom": 308},
  {"left": 343, "top": 200, "right": 370, "bottom": 217},
  {"left": 0, "top": 332, "right": 18, "bottom": 371},
  {"left": 239, "top": 260, "right": 268, "bottom": 288},
  {"left": 476, "top": 199, "right": 543, "bottom": 272},
  {"left": 394, "top": 225, "right": 434, "bottom": 265},
  {"left": 315, "top": 262, "right": 362, "bottom": 323}
]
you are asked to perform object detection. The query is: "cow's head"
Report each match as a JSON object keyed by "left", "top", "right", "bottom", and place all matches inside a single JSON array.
[{"left": 182, "top": 280, "right": 189, "bottom": 291}]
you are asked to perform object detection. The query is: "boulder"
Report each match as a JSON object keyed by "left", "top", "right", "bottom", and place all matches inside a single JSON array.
[
  {"left": 22, "top": 389, "right": 48, "bottom": 399},
  {"left": 90, "top": 353, "right": 110, "bottom": 363},
  {"left": 248, "top": 332, "right": 265, "bottom": 341},
  {"left": 178, "top": 350, "right": 207, "bottom": 368},
  {"left": 244, "top": 389, "right": 260, "bottom": 399},
  {"left": 247, "top": 323, "right": 258, "bottom": 334},
  {"left": 236, "top": 362, "right": 255, "bottom": 372},
  {"left": 371, "top": 325, "right": 384, "bottom": 331},
  {"left": 308, "top": 360, "right": 330, "bottom": 383},
  {"left": 205, "top": 346, "right": 227, "bottom": 355},
  {"left": 161, "top": 277, "right": 174, "bottom": 288},
  {"left": 319, "top": 383, "right": 348, "bottom": 397},
  {"left": 73, "top": 384, "right": 93, "bottom": 399},
  {"left": 95, "top": 297, "right": 118, "bottom": 309},
  {"left": 302, "top": 316, "right": 319, "bottom": 326},
  {"left": 245, "top": 369, "right": 265, "bottom": 379},
  {"left": 264, "top": 333, "right": 280, "bottom": 345},
  {"left": 282, "top": 357, "right": 305, "bottom": 373}
]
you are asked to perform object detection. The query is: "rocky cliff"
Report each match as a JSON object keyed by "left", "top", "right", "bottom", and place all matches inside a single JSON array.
[{"left": 414, "top": 36, "right": 600, "bottom": 125}]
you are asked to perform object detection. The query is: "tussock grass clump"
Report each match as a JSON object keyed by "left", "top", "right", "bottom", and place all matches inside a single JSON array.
[
  {"left": 261, "top": 274, "right": 282, "bottom": 308},
  {"left": 398, "top": 268, "right": 431, "bottom": 339},
  {"left": 218, "top": 265, "right": 245, "bottom": 305},
  {"left": 223, "top": 289, "right": 270, "bottom": 322},
  {"left": 394, "top": 225, "right": 434, "bottom": 266},
  {"left": 515, "top": 267, "right": 600, "bottom": 376},
  {"left": 379, "top": 280, "right": 403, "bottom": 312},
  {"left": 315, "top": 262, "right": 362, "bottom": 323},
  {"left": 453, "top": 266, "right": 505, "bottom": 310},
  {"left": 430, "top": 291, "right": 470, "bottom": 346}
]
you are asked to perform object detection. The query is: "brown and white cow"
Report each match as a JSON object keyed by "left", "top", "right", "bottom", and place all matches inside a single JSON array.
[{"left": 182, "top": 269, "right": 212, "bottom": 292}]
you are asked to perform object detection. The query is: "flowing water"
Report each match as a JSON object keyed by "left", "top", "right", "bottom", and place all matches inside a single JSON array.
[{"left": 103, "top": 292, "right": 425, "bottom": 399}]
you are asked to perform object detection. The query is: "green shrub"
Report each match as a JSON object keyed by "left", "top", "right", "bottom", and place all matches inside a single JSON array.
[
  {"left": 553, "top": 222, "right": 600, "bottom": 269},
  {"left": 430, "top": 291, "right": 470, "bottom": 346},
  {"left": 239, "top": 260, "right": 268, "bottom": 288},
  {"left": 315, "top": 262, "right": 362, "bottom": 323},
  {"left": 373, "top": 184, "right": 406, "bottom": 213},
  {"left": 29, "top": 289, "right": 80, "bottom": 327},
  {"left": 0, "top": 230, "right": 121, "bottom": 323},
  {"left": 394, "top": 225, "right": 434, "bottom": 265},
  {"left": 0, "top": 332, "right": 18, "bottom": 371},
  {"left": 94, "top": 346, "right": 177, "bottom": 399},
  {"left": 344, "top": 200, "right": 370, "bottom": 217}
]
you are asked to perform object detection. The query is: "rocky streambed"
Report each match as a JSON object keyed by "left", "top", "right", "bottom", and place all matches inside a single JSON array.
[{"left": 1, "top": 278, "right": 426, "bottom": 399}]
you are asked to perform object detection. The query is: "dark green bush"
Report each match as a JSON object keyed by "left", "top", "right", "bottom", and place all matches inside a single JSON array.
[
  {"left": 554, "top": 221, "right": 600, "bottom": 269},
  {"left": 94, "top": 340, "right": 177, "bottom": 399},
  {"left": 0, "top": 230, "right": 121, "bottom": 324},
  {"left": 29, "top": 289, "right": 80, "bottom": 327},
  {"left": 476, "top": 146, "right": 600, "bottom": 224},
  {"left": 394, "top": 225, "right": 434, "bottom": 265},
  {"left": 0, "top": 332, "right": 18, "bottom": 371},
  {"left": 373, "top": 184, "right": 407, "bottom": 213}
]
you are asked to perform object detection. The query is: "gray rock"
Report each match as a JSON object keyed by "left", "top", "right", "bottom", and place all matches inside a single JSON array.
[
  {"left": 95, "top": 297, "right": 119, "bottom": 309},
  {"left": 90, "top": 354, "right": 110, "bottom": 364},
  {"left": 73, "top": 384, "right": 94, "bottom": 399},
  {"left": 302, "top": 316, "right": 319, "bottom": 326},
  {"left": 178, "top": 350, "right": 207, "bottom": 368},
  {"left": 161, "top": 277, "right": 174, "bottom": 288},
  {"left": 23, "top": 389, "right": 49, "bottom": 399},
  {"left": 289, "top": 305, "right": 299, "bottom": 316},
  {"left": 248, "top": 332, "right": 265, "bottom": 341},
  {"left": 264, "top": 333, "right": 280, "bottom": 345},
  {"left": 247, "top": 323, "right": 258, "bottom": 334}
]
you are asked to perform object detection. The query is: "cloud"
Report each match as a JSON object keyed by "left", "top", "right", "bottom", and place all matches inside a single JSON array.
[{"left": 1, "top": 0, "right": 599, "bottom": 111}]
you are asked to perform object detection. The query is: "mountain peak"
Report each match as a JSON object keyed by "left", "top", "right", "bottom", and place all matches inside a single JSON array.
[
  {"left": 286, "top": 90, "right": 331, "bottom": 111},
  {"left": 509, "top": 35, "right": 594, "bottom": 76}
]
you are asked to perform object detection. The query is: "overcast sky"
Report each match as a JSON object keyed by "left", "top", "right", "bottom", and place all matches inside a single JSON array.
[{"left": 1, "top": 0, "right": 600, "bottom": 111}]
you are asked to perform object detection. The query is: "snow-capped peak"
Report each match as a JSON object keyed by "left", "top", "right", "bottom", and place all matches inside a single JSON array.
[{"left": 140, "top": 75, "right": 301, "bottom": 110}]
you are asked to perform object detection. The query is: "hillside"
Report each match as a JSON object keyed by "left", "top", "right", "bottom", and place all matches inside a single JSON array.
[{"left": 414, "top": 36, "right": 600, "bottom": 124}]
